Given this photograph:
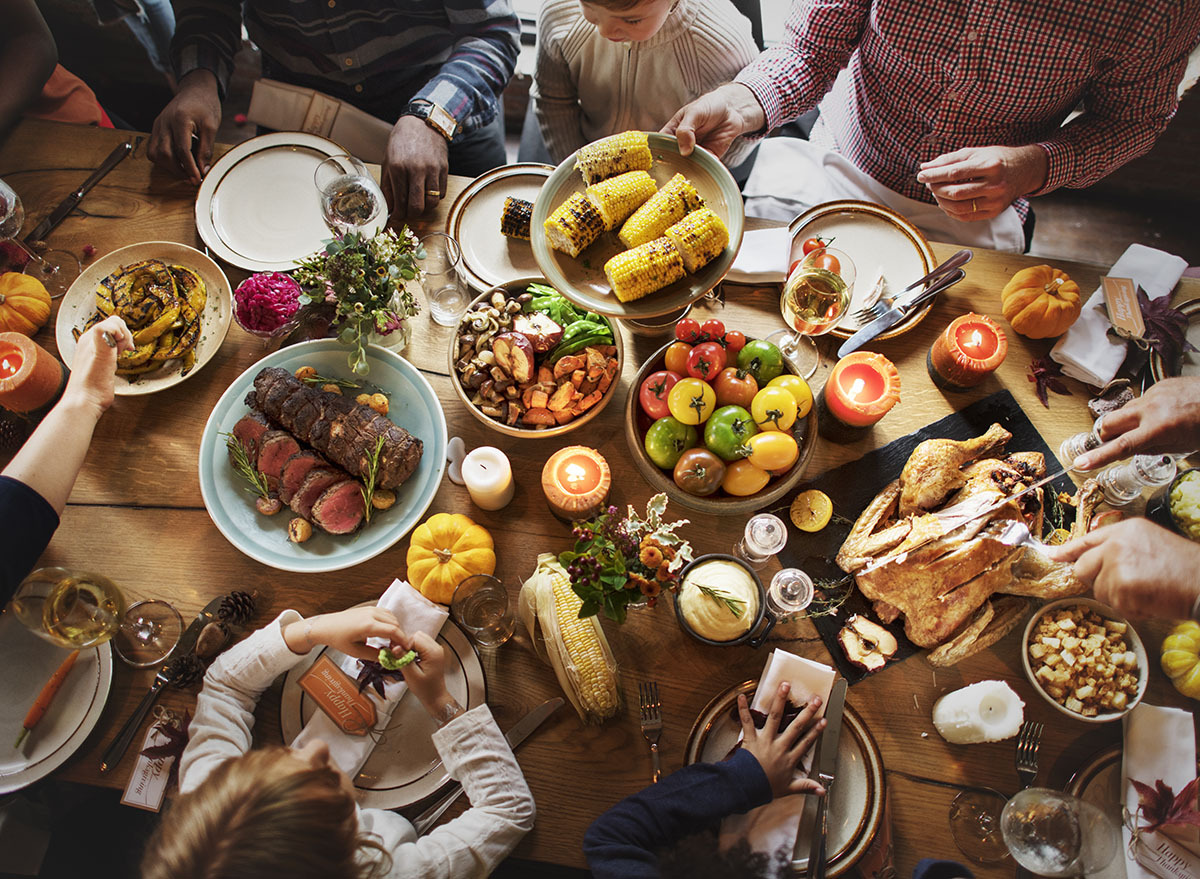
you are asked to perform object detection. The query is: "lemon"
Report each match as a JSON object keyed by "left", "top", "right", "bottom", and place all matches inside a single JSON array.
[
  {"left": 1044, "top": 528, "right": 1072, "bottom": 545},
  {"left": 790, "top": 489, "right": 833, "bottom": 532}
]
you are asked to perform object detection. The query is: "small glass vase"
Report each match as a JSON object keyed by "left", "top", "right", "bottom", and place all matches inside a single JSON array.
[{"left": 367, "top": 317, "right": 412, "bottom": 355}]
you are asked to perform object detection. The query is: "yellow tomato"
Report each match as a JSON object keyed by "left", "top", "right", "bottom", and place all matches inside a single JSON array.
[
  {"left": 750, "top": 386, "right": 798, "bottom": 432},
  {"left": 667, "top": 378, "right": 716, "bottom": 425},
  {"left": 767, "top": 374, "right": 813, "bottom": 418},
  {"left": 721, "top": 459, "right": 771, "bottom": 496},
  {"left": 744, "top": 431, "right": 799, "bottom": 471}
]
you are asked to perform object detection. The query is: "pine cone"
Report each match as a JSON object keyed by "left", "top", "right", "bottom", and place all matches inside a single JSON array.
[
  {"left": 0, "top": 411, "right": 28, "bottom": 453},
  {"left": 217, "top": 590, "right": 256, "bottom": 625},
  {"left": 167, "top": 653, "right": 207, "bottom": 689}
]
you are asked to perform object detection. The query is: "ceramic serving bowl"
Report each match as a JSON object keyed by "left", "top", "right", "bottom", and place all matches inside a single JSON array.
[
  {"left": 1021, "top": 598, "right": 1148, "bottom": 724},
  {"left": 1147, "top": 468, "right": 1200, "bottom": 542},
  {"left": 448, "top": 277, "right": 624, "bottom": 439},
  {"left": 673, "top": 554, "right": 776, "bottom": 648}
]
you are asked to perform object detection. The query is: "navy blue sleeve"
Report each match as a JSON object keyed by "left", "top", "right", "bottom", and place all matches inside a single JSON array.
[
  {"left": 913, "top": 858, "right": 974, "bottom": 879},
  {"left": 584, "top": 749, "right": 773, "bottom": 879},
  {"left": 0, "top": 476, "right": 59, "bottom": 606}
]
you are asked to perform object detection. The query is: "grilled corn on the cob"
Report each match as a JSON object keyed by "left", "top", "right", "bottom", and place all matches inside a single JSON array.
[
  {"left": 574, "top": 131, "right": 653, "bottom": 185},
  {"left": 604, "top": 237, "right": 686, "bottom": 303},
  {"left": 543, "top": 191, "right": 604, "bottom": 257},
  {"left": 585, "top": 170, "right": 657, "bottom": 231},
  {"left": 618, "top": 173, "right": 704, "bottom": 248},
  {"left": 500, "top": 196, "right": 533, "bottom": 240},
  {"left": 664, "top": 206, "right": 729, "bottom": 272}
]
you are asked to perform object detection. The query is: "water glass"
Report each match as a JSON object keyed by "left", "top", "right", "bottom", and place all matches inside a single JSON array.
[
  {"left": 451, "top": 574, "right": 514, "bottom": 648},
  {"left": 420, "top": 232, "right": 468, "bottom": 326},
  {"left": 1000, "top": 788, "right": 1120, "bottom": 876},
  {"left": 733, "top": 513, "right": 788, "bottom": 569}
]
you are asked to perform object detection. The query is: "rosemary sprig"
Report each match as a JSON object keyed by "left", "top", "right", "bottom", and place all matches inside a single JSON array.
[
  {"left": 697, "top": 583, "right": 746, "bottom": 618},
  {"left": 803, "top": 577, "right": 855, "bottom": 619},
  {"left": 222, "top": 432, "right": 270, "bottom": 499},
  {"left": 299, "top": 373, "right": 363, "bottom": 390},
  {"left": 360, "top": 434, "right": 386, "bottom": 523}
]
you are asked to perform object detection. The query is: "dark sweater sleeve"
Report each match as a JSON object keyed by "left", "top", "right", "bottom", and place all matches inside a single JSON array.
[
  {"left": 0, "top": 476, "right": 59, "bottom": 606},
  {"left": 584, "top": 749, "right": 773, "bottom": 879}
]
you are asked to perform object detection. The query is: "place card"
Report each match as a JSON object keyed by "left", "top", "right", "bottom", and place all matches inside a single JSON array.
[
  {"left": 298, "top": 654, "right": 376, "bottom": 736},
  {"left": 1103, "top": 276, "right": 1146, "bottom": 341},
  {"left": 121, "top": 723, "right": 175, "bottom": 812}
]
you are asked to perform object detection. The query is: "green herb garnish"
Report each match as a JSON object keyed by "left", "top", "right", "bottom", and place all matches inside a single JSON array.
[
  {"left": 298, "top": 373, "right": 362, "bottom": 390},
  {"left": 697, "top": 584, "right": 746, "bottom": 618},
  {"left": 379, "top": 647, "right": 417, "bottom": 670},
  {"left": 222, "top": 432, "right": 271, "bottom": 499},
  {"left": 359, "top": 434, "right": 386, "bottom": 523}
]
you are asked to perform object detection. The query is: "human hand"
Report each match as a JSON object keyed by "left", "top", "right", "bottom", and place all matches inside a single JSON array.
[
  {"left": 147, "top": 69, "right": 222, "bottom": 185},
  {"left": 283, "top": 606, "right": 406, "bottom": 662},
  {"left": 61, "top": 315, "right": 132, "bottom": 416},
  {"left": 1044, "top": 518, "right": 1200, "bottom": 619},
  {"left": 399, "top": 631, "right": 457, "bottom": 718},
  {"left": 738, "top": 682, "right": 826, "bottom": 799},
  {"left": 382, "top": 116, "right": 449, "bottom": 225},
  {"left": 916, "top": 145, "right": 1048, "bottom": 222},
  {"left": 662, "top": 83, "right": 765, "bottom": 159},
  {"left": 1073, "top": 378, "right": 1200, "bottom": 471}
]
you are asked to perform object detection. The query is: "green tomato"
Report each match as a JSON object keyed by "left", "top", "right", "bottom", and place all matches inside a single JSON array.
[
  {"left": 736, "top": 340, "right": 785, "bottom": 385},
  {"left": 703, "top": 405, "right": 759, "bottom": 462},
  {"left": 644, "top": 416, "right": 699, "bottom": 469}
]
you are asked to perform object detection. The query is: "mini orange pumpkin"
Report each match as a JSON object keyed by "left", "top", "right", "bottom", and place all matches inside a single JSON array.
[
  {"left": 1000, "top": 265, "right": 1082, "bottom": 339},
  {"left": 0, "top": 272, "right": 51, "bottom": 337}
]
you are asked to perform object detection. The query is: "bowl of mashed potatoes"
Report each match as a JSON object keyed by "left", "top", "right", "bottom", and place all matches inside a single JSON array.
[{"left": 673, "top": 554, "right": 775, "bottom": 647}]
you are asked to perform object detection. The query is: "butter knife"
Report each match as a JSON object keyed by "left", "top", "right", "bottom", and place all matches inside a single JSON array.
[
  {"left": 25, "top": 140, "right": 133, "bottom": 244},
  {"left": 100, "top": 595, "right": 223, "bottom": 773},
  {"left": 807, "top": 679, "right": 847, "bottom": 879},
  {"left": 837, "top": 268, "right": 965, "bottom": 358}
]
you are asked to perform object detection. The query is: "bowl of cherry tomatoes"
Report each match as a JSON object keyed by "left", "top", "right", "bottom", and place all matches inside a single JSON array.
[{"left": 623, "top": 316, "right": 818, "bottom": 515}]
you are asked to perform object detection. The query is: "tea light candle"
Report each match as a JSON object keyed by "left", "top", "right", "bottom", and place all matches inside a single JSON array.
[
  {"left": 0, "top": 333, "right": 67, "bottom": 413},
  {"left": 819, "top": 352, "right": 900, "bottom": 437},
  {"left": 461, "top": 446, "right": 514, "bottom": 511},
  {"left": 542, "top": 446, "right": 611, "bottom": 520},
  {"left": 928, "top": 313, "right": 1008, "bottom": 390}
]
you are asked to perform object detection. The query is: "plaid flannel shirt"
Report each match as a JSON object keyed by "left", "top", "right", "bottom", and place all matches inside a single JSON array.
[
  {"left": 736, "top": 0, "right": 1200, "bottom": 214},
  {"left": 173, "top": 0, "right": 519, "bottom": 137}
]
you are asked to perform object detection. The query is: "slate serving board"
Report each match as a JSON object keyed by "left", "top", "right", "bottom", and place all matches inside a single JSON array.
[{"left": 778, "top": 389, "right": 1078, "bottom": 685}]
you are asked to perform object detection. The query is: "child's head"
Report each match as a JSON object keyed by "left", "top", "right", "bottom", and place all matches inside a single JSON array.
[
  {"left": 142, "top": 742, "right": 388, "bottom": 879},
  {"left": 579, "top": 0, "right": 677, "bottom": 43}
]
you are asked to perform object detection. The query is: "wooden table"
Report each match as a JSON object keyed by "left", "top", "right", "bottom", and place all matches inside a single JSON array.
[{"left": 2, "top": 119, "right": 1196, "bottom": 874}]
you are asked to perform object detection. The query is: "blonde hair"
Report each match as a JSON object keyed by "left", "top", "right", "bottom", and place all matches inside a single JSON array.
[{"left": 142, "top": 747, "right": 390, "bottom": 879}]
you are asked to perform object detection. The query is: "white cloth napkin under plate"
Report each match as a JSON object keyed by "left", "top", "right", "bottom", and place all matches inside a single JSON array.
[
  {"left": 1051, "top": 244, "right": 1188, "bottom": 388},
  {"left": 290, "top": 579, "right": 448, "bottom": 777},
  {"left": 726, "top": 227, "right": 791, "bottom": 285}
]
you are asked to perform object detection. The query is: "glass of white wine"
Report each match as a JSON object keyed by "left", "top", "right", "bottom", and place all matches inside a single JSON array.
[
  {"left": 313, "top": 154, "right": 387, "bottom": 237},
  {"left": 0, "top": 177, "right": 81, "bottom": 298},
  {"left": 767, "top": 246, "right": 856, "bottom": 380}
]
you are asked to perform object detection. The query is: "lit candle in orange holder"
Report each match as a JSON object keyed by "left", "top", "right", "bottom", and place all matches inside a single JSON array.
[
  {"left": 542, "top": 445, "right": 611, "bottom": 520},
  {"left": 928, "top": 313, "right": 1008, "bottom": 390},
  {"left": 817, "top": 352, "right": 901, "bottom": 442},
  {"left": 0, "top": 333, "right": 67, "bottom": 413}
]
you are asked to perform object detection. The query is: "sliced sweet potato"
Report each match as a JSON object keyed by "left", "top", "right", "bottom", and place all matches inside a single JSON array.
[
  {"left": 523, "top": 407, "right": 556, "bottom": 426},
  {"left": 548, "top": 382, "right": 575, "bottom": 412},
  {"left": 554, "top": 355, "right": 586, "bottom": 380}
]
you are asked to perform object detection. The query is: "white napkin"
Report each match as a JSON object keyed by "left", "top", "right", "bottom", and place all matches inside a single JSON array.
[
  {"left": 719, "top": 649, "right": 836, "bottom": 861},
  {"left": 726, "top": 227, "right": 791, "bottom": 285},
  {"left": 1122, "top": 703, "right": 1198, "bottom": 879},
  {"left": 290, "top": 579, "right": 448, "bottom": 777},
  {"left": 1050, "top": 244, "right": 1188, "bottom": 388}
]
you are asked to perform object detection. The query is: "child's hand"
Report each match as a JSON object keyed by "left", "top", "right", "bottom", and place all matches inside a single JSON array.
[
  {"left": 62, "top": 315, "right": 132, "bottom": 416},
  {"left": 399, "top": 631, "right": 458, "bottom": 721},
  {"left": 738, "top": 682, "right": 826, "bottom": 799},
  {"left": 284, "top": 606, "right": 406, "bottom": 661}
]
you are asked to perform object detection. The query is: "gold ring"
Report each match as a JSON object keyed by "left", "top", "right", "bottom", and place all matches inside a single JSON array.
[
  {"left": 972, "top": 198, "right": 978, "bottom": 213},
  {"left": 427, "top": 190, "right": 442, "bottom": 197}
]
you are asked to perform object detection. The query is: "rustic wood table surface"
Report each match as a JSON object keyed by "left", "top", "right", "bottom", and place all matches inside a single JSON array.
[{"left": 2, "top": 119, "right": 1196, "bottom": 875}]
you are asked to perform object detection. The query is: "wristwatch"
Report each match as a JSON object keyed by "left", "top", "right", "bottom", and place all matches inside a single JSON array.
[{"left": 407, "top": 100, "right": 457, "bottom": 141}]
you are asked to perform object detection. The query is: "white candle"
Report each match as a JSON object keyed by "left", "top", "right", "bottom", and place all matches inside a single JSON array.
[
  {"left": 932, "top": 681, "right": 1024, "bottom": 744},
  {"left": 461, "top": 446, "right": 514, "bottom": 511}
]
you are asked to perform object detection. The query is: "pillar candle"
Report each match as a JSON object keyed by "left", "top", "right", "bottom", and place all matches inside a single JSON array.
[
  {"left": 542, "top": 446, "right": 610, "bottom": 521},
  {"left": 821, "top": 352, "right": 901, "bottom": 429},
  {"left": 932, "top": 680, "right": 1025, "bottom": 744},
  {"left": 0, "top": 333, "right": 67, "bottom": 413},
  {"left": 461, "top": 446, "right": 514, "bottom": 511},
  {"left": 928, "top": 313, "right": 1008, "bottom": 390}
]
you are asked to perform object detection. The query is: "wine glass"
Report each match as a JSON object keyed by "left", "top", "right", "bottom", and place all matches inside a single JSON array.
[
  {"left": 0, "top": 177, "right": 81, "bottom": 298},
  {"left": 766, "top": 246, "right": 856, "bottom": 380},
  {"left": 313, "top": 154, "right": 386, "bottom": 237}
]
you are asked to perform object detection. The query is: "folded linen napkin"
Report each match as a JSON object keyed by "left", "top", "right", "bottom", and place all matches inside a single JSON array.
[
  {"left": 726, "top": 227, "right": 791, "bottom": 285},
  {"left": 1122, "top": 702, "right": 1198, "bottom": 879},
  {"left": 719, "top": 649, "right": 836, "bottom": 861},
  {"left": 1050, "top": 244, "right": 1188, "bottom": 388},
  {"left": 290, "top": 579, "right": 448, "bottom": 777}
]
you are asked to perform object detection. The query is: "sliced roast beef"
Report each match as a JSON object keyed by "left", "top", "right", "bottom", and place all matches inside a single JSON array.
[
  {"left": 231, "top": 412, "right": 270, "bottom": 461},
  {"left": 289, "top": 468, "right": 346, "bottom": 519},
  {"left": 278, "top": 451, "right": 326, "bottom": 504},
  {"left": 256, "top": 431, "right": 301, "bottom": 490},
  {"left": 311, "top": 481, "right": 366, "bottom": 534}
]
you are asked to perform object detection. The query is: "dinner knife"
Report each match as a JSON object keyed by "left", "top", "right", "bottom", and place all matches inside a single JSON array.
[
  {"left": 100, "top": 595, "right": 224, "bottom": 773},
  {"left": 24, "top": 140, "right": 133, "bottom": 244},
  {"left": 806, "top": 679, "right": 847, "bottom": 879},
  {"left": 837, "top": 268, "right": 966, "bottom": 358},
  {"left": 412, "top": 696, "right": 564, "bottom": 835}
]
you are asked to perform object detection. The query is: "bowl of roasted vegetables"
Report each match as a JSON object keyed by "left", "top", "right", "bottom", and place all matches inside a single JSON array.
[
  {"left": 530, "top": 131, "right": 744, "bottom": 321},
  {"left": 449, "top": 279, "right": 623, "bottom": 437}
]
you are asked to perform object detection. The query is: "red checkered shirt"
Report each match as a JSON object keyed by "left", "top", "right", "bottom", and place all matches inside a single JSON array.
[{"left": 735, "top": 0, "right": 1200, "bottom": 217}]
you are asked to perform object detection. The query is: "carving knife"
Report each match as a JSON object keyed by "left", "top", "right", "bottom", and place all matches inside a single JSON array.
[
  {"left": 100, "top": 594, "right": 223, "bottom": 773},
  {"left": 836, "top": 267, "right": 966, "bottom": 358},
  {"left": 806, "top": 678, "right": 847, "bottom": 879},
  {"left": 412, "top": 696, "right": 564, "bottom": 835},
  {"left": 24, "top": 140, "right": 133, "bottom": 244}
]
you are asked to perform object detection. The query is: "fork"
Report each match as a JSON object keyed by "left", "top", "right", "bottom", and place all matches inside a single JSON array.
[
  {"left": 1015, "top": 720, "right": 1044, "bottom": 789},
  {"left": 639, "top": 681, "right": 663, "bottom": 783},
  {"left": 849, "top": 248, "right": 973, "bottom": 324}
]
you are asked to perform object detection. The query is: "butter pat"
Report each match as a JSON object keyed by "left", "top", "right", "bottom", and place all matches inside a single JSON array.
[{"left": 932, "top": 680, "right": 1024, "bottom": 744}]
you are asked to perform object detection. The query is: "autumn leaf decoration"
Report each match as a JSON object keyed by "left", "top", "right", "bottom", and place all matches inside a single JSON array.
[
  {"left": 355, "top": 659, "right": 404, "bottom": 698},
  {"left": 1028, "top": 355, "right": 1072, "bottom": 408},
  {"left": 1138, "top": 289, "right": 1198, "bottom": 368},
  {"left": 1130, "top": 777, "right": 1200, "bottom": 834},
  {"left": 140, "top": 710, "right": 192, "bottom": 786}
]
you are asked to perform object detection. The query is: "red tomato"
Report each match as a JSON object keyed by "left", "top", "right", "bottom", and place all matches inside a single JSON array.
[
  {"left": 722, "top": 330, "right": 746, "bottom": 353},
  {"left": 686, "top": 341, "right": 727, "bottom": 381},
  {"left": 788, "top": 259, "right": 802, "bottom": 277},
  {"left": 802, "top": 236, "right": 832, "bottom": 255},
  {"left": 699, "top": 319, "right": 726, "bottom": 342},
  {"left": 811, "top": 250, "right": 841, "bottom": 274},
  {"left": 712, "top": 366, "right": 758, "bottom": 408},
  {"left": 675, "top": 317, "right": 702, "bottom": 343},
  {"left": 638, "top": 370, "right": 681, "bottom": 420},
  {"left": 664, "top": 341, "right": 692, "bottom": 375}
]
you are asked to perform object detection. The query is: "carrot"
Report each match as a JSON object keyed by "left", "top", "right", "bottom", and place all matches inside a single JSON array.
[{"left": 14, "top": 650, "right": 80, "bottom": 748}]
